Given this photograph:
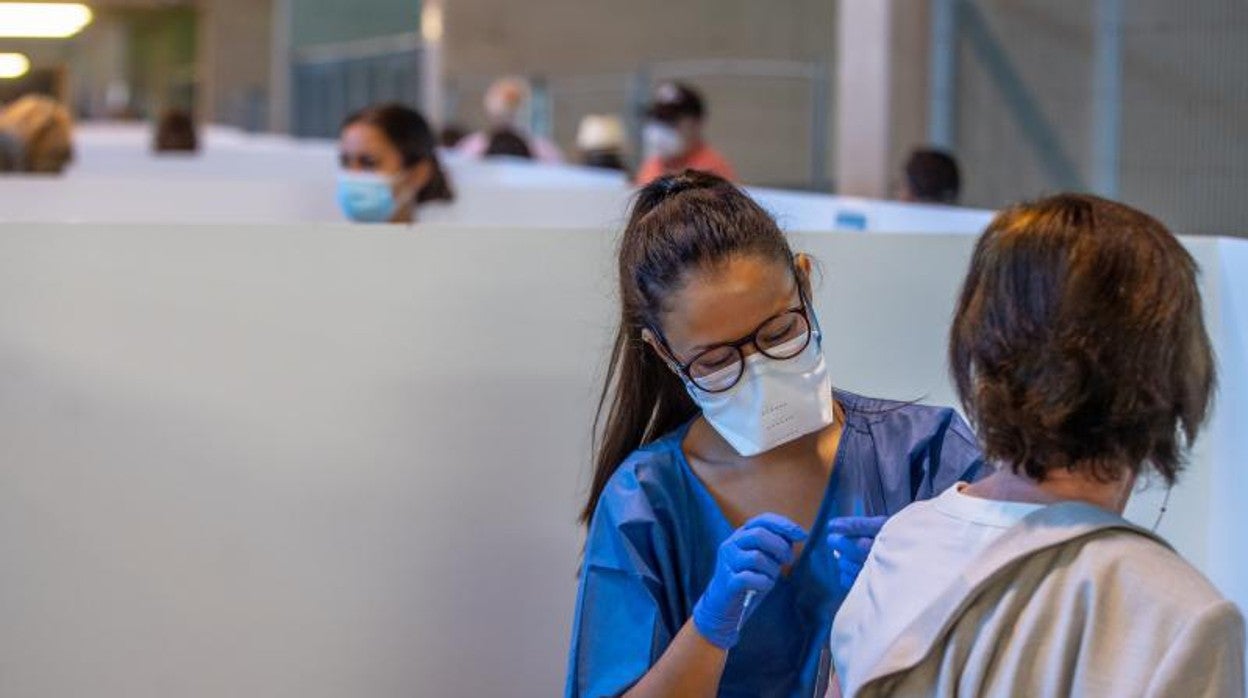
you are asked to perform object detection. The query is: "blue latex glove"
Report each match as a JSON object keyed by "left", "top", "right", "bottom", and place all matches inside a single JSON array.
[
  {"left": 692, "top": 513, "right": 808, "bottom": 650},
  {"left": 826, "top": 515, "right": 888, "bottom": 589}
]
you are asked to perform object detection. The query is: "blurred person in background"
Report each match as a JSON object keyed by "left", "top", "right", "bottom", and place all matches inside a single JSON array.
[
  {"left": 484, "top": 127, "right": 534, "bottom": 159},
  {"left": 576, "top": 114, "right": 627, "bottom": 172},
  {"left": 0, "top": 94, "right": 74, "bottom": 174},
  {"left": 0, "top": 124, "right": 21, "bottom": 171},
  {"left": 895, "top": 148, "right": 960, "bottom": 205},
  {"left": 635, "top": 82, "right": 736, "bottom": 186},
  {"left": 337, "top": 103, "right": 454, "bottom": 224},
  {"left": 439, "top": 123, "right": 468, "bottom": 149},
  {"left": 456, "top": 76, "right": 563, "bottom": 163},
  {"left": 153, "top": 108, "right": 199, "bottom": 153}
]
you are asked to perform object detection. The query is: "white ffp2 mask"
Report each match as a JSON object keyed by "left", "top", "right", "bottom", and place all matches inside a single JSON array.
[
  {"left": 686, "top": 334, "right": 836, "bottom": 457},
  {"left": 643, "top": 122, "right": 686, "bottom": 160}
]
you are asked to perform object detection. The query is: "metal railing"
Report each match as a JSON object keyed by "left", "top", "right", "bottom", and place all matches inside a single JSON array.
[
  {"left": 288, "top": 34, "right": 832, "bottom": 189},
  {"left": 291, "top": 33, "right": 424, "bottom": 139},
  {"left": 446, "top": 58, "right": 831, "bottom": 190}
]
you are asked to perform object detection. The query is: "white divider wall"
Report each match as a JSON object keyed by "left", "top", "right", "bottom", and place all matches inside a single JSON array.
[
  {"left": 1203, "top": 239, "right": 1248, "bottom": 622},
  {"left": 0, "top": 225, "right": 614, "bottom": 697},
  {"left": 0, "top": 225, "right": 1240, "bottom": 696},
  {"left": 0, "top": 177, "right": 344, "bottom": 224},
  {"left": 5, "top": 122, "right": 996, "bottom": 231},
  {"left": 0, "top": 175, "right": 994, "bottom": 233},
  {"left": 68, "top": 123, "right": 339, "bottom": 181}
]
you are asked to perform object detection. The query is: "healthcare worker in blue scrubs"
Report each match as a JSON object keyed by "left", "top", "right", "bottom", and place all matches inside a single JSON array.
[{"left": 566, "top": 171, "right": 984, "bottom": 698}]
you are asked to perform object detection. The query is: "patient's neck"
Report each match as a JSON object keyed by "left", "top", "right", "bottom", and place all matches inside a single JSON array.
[{"left": 963, "top": 466, "right": 1135, "bottom": 514}]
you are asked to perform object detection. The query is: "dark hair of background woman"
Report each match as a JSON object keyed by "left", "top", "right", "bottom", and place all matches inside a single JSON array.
[
  {"left": 484, "top": 128, "right": 533, "bottom": 159},
  {"left": 583, "top": 170, "right": 800, "bottom": 523},
  {"left": 949, "top": 193, "right": 1215, "bottom": 486},
  {"left": 341, "top": 103, "right": 454, "bottom": 204}
]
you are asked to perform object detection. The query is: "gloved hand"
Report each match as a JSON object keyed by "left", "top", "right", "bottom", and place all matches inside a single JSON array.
[
  {"left": 692, "top": 513, "right": 808, "bottom": 650},
  {"left": 826, "top": 515, "right": 888, "bottom": 589}
]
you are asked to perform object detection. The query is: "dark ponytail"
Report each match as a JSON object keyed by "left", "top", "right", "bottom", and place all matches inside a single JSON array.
[
  {"left": 582, "top": 170, "right": 796, "bottom": 524},
  {"left": 341, "top": 103, "right": 455, "bottom": 204}
]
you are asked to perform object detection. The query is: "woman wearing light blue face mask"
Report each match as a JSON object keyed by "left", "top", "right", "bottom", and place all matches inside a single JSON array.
[
  {"left": 337, "top": 104, "right": 454, "bottom": 223},
  {"left": 565, "top": 171, "right": 985, "bottom": 698}
]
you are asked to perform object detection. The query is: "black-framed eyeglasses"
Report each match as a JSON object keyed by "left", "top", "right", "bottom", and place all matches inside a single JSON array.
[{"left": 654, "top": 284, "right": 818, "bottom": 394}]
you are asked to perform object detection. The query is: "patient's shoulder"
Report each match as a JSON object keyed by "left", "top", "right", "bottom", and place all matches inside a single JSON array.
[
  {"left": 872, "top": 494, "right": 947, "bottom": 546},
  {"left": 1075, "top": 532, "right": 1229, "bottom": 613}
]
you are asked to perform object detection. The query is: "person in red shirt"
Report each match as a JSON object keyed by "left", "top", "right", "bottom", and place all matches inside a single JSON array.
[{"left": 635, "top": 82, "right": 737, "bottom": 186}]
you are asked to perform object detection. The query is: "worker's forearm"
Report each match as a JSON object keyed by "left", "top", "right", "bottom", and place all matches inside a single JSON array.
[{"left": 623, "top": 620, "right": 727, "bottom": 698}]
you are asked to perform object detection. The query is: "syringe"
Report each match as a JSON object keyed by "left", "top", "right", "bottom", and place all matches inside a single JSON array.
[{"left": 737, "top": 590, "right": 757, "bottom": 632}]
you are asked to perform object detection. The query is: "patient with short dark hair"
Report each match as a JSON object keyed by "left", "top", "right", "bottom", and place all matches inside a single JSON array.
[
  {"left": 898, "top": 148, "right": 959, "bottom": 204},
  {"left": 828, "top": 193, "right": 1244, "bottom": 697}
]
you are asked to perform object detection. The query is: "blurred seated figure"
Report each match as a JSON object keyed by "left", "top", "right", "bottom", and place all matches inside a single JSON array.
[
  {"left": 153, "top": 108, "right": 199, "bottom": 153},
  {"left": 0, "top": 127, "right": 21, "bottom": 172},
  {"left": 483, "top": 128, "right": 533, "bottom": 159},
  {"left": 337, "top": 103, "right": 454, "bottom": 224},
  {"left": 0, "top": 94, "right": 73, "bottom": 174},
  {"left": 575, "top": 114, "right": 627, "bottom": 172},
  {"left": 897, "top": 148, "right": 960, "bottom": 204},
  {"left": 455, "top": 77, "right": 563, "bottom": 163},
  {"left": 439, "top": 124, "right": 468, "bottom": 149},
  {"left": 635, "top": 81, "right": 736, "bottom": 186}
]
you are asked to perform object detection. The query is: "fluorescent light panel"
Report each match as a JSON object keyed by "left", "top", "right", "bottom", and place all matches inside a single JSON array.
[
  {"left": 0, "top": 53, "right": 31, "bottom": 78},
  {"left": 0, "top": 3, "right": 94, "bottom": 39}
]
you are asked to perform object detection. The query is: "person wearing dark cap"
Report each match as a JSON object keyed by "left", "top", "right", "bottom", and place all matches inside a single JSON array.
[
  {"left": 898, "top": 148, "right": 961, "bottom": 204},
  {"left": 635, "top": 81, "right": 737, "bottom": 186}
]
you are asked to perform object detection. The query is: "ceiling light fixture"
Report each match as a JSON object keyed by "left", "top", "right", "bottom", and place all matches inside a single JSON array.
[
  {"left": 0, "top": 53, "right": 31, "bottom": 79},
  {"left": 0, "top": 3, "right": 94, "bottom": 39}
]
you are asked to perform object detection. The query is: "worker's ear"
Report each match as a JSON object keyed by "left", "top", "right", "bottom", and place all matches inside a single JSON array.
[
  {"left": 794, "top": 253, "right": 815, "bottom": 296},
  {"left": 794, "top": 252, "right": 813, "bottom": 277},
  {"left": 641, "top": 327, "right": 680, "bottom": 374}
]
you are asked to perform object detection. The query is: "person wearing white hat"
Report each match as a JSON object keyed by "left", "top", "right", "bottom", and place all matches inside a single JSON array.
[{"left": 575, "top": 114, "right": 627, "bottom": 172}]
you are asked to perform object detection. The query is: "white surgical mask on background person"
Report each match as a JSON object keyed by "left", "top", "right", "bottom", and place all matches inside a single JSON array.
[
  {"left": 337, "top": 171, "right": 401, "bottom": 223},
  {"left": 685, "top": 332, "right": 836, "bottom": 457},
  {"left": 643, "top": 121, "right": 686, "bottom": 160}
]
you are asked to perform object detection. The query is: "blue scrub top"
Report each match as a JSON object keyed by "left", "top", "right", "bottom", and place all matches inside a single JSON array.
[{"left": 565, "top": 390, "right": 985, "bottom": 698}]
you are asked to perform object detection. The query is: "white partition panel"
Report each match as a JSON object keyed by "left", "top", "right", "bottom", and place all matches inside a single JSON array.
[
  {"left": 751, "top": 187, "right": 996, "bottom": 234},
  {"left": 33, "top": 122, "right": 996, "bottom": 231},
  {"left": 0, "top": 176, "right": 993, "bottom": 234},
  {"left": 69, "top": 123, "right": 338, "bottom": 181},
  {"left": 420, "top": 185, "right": 634, "bottom": 230},
  {"left": 0, "top": 177, "right": 343, "bottom": 224},
  {"left": 67, "top": 149, "right": 339, "bottom": 180},
  {"left": 0, "top": 225, "right": 614, "bottom": 698},
  {"left": 1203, "top": 239, "right": 1248, "bottom": 622},
  {"left": 0, "top": 225, "right": 1241, "bottom": 696},
  {"left": 441, "top": 154, "right": 631, "bottom": 189}
]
